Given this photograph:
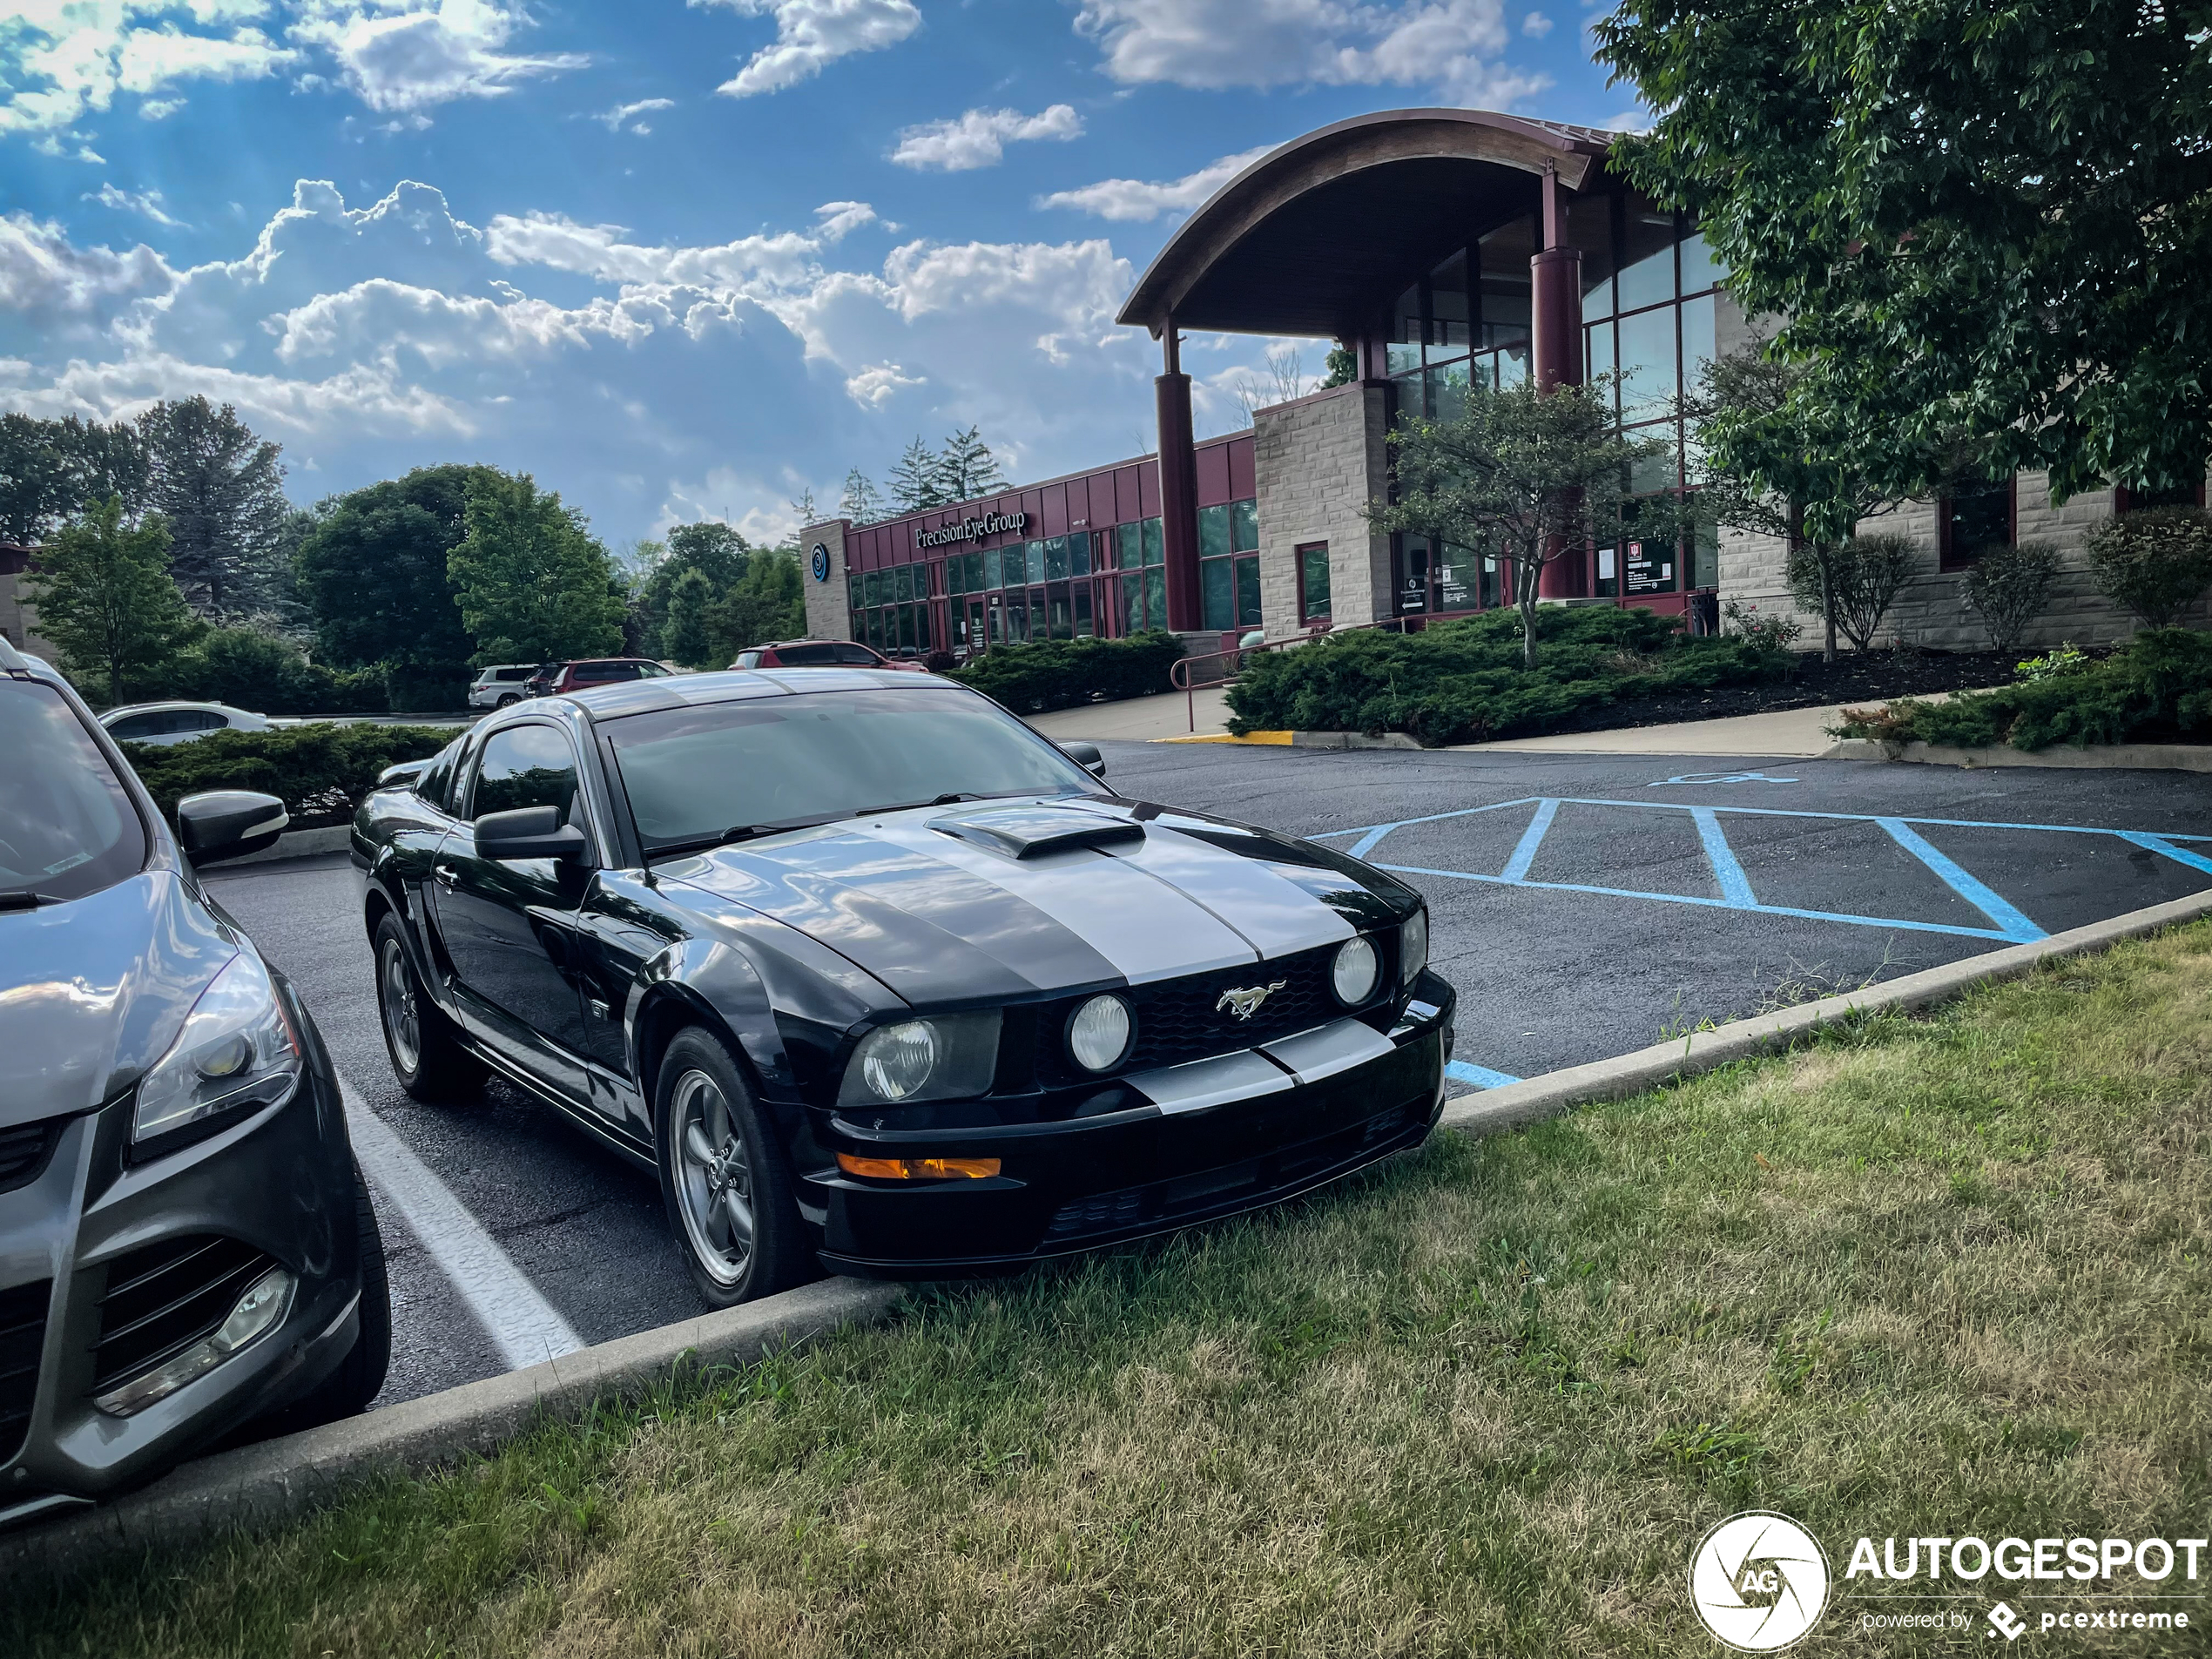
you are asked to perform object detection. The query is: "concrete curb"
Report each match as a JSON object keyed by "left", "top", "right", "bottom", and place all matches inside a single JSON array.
[
  {"left": 1821, "top": 737, "right": 2212, "bottom": 772},
  {"left": 1154, "top": 730, "right": 1424, "bottom": 749},
  {"left": 209, "top": 825, "right": 354, "bottom": 868},
  {"left": 0, "top": 1278, "right": 901, "bottom": 1581},
  {"left": 1440, "top": 888, "right": 2212, "bottom": 1137}
]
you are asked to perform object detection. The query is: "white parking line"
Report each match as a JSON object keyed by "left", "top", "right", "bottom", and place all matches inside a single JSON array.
[{"left": 340, "top": 1077, "right": 583, "bottom": 1371}]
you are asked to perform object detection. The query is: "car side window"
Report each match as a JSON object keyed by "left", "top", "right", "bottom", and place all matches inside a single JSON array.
[
  {"left": 470, "top": 725, "right": 582, "bottom": 823},
  {"left": 159, "top": 710, "right": 205, "bottom": 734},
  {"left": 779, "top": 643, "right": 838, "bottom": 665},
  {"left": 637, "top": 662, "right": 668, "bottom": 678},
  {"left": 607, "top": 662, "right": 642, "bottom": 681},
  {"left": 833, "top": 644, "right": 880, "bottom": 665},
  {"left": 734, "top": 651, "right": 761, "bottom": 669},
  {"left": 108, "top": 712, "right": 159, "bottom": 740},
  {"left": 192, "top": 710, "right": 230, "bottom": 731}
]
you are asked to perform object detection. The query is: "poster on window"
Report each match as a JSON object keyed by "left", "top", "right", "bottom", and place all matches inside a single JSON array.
[{"left": 1624, "top": 540, "right": 1675, "bottom": 594}]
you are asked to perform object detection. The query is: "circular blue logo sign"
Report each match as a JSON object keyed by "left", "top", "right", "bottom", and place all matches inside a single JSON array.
[{"left": 810, "top": 542, "right": 831, "bottom": 582}]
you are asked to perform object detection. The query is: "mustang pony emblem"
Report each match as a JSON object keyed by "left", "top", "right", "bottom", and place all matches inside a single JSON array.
[{"left": 1216, "top": 980, "right": 1288, "bottom": 1021}]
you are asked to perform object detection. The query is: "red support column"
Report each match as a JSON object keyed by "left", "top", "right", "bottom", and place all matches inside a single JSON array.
[
  {"left": 1534, "top": 164, "right": 1590, "bottom": 597},
  {"left": 1156, "top": 322, "right": 1203, "bottom": 632}
]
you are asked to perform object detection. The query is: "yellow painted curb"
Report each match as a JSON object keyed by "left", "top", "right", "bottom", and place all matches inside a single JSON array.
[{"left": 1152, "top": 730, "right": 1293, "bottom": 745}]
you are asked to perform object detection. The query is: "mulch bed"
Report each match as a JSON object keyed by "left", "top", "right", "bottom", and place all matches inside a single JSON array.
[{"left": 1532, "top": 646, "right": 2022, "bottom": 738}]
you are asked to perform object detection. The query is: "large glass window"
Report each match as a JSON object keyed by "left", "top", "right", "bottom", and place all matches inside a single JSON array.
[
  {"left": 1616, "top": 305, "right": 1677, "bottom": 422},
  {"left": 1565, "top": 193, "right": 1615, "bottom": 318},
  {"left": 1144, "top": 566, "right": 1166, "bottom": 629},
  {"left": 1117, "top": 521, "right": 1142, "bottom": 568},
  {"left": 1072, "top": 534, "right": 1093, "bottom": 577},
  {"left": 1617, "top": 195, "right": 1677, "bottom": 312},
  {"left": 1202, "top": 557, "right": 1232, "bottom": 630},
  {"left": 1045, "top": 536, "right": 1069, "bottom": 581},
  {"left": 1679, "top": 232, "right": 1725, "bottom": 295},
  {"left": 1298, "top": 543, "right": 1331, "bottom": 624},
  {"left": 1198, "top": 502, "right": 1231, "bottom": 557},
  {"left": 1231, "top": 498, "right": 1258, "bottom": 553},
  {"left": 1428, "top": 248, "right": 1472, "bottom": 354},
  {"left": 1141, "top": 516, "right": 1163, "bottom": 565},
  {"left": 1943, "top": 475, "right": 2015, "bottom": 570}
]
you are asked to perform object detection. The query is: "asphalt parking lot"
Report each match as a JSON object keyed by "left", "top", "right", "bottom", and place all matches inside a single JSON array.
[{"left": 201, "top": 746, "right": 2212, "bottom": 1406}]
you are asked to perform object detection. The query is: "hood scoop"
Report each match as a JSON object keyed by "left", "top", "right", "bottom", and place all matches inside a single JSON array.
[{"left": 928, "top": 803, "right": 1144, "bottom": 860}]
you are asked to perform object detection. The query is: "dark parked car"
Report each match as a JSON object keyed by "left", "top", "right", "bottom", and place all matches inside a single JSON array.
[
  {"left": 524, "top": 658, "right": 678, "bottom": 698},
  {"left": 354, "top": 666, "right": 1452, "bottom": 1305},
  {"left": 0, "top": 638, "right": 388, "bottom": 1530},
  {"left": 730, "top": 639, "right": 925, "bottom": 671}
]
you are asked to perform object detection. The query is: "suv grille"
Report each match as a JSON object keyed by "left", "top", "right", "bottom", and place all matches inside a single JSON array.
[
  {"left": 0, "top": 1279, "right": 51, "bottom": 1465},
  {"left": 0, "top": 1119, "right": 63, "bottom": 1195},
  {"left": 1123, "top": 943, "right": 1347, "bottom": 1074},
  {"left": 90, "top": 1236, "right": 276, "bottom": 1397}
]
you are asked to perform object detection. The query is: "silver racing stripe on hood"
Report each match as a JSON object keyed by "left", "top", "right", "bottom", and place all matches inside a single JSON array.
[
  {"left": 860, "top": 817, "right": 1256, "bottom": 985},
  {"left": 1102, "top": 821, "right": 1356, "bottom": 958}
]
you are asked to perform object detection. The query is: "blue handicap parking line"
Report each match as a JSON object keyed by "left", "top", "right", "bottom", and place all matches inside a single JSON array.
[
  {"left": 1316, "top": 793, "right": 2212, "bottom": 948},
  {"left": 1445, "top": 1059, "right": 1522, "bottom": 1089}
]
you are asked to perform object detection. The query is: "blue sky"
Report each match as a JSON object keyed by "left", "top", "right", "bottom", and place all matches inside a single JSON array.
[{"left": 1, "top": 2, "right": 1633, "bottom": 548}]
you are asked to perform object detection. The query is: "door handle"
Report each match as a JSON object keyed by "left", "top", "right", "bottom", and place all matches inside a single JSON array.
[{"left": 433, "top": 864, "right": 458, "bottom": 888}]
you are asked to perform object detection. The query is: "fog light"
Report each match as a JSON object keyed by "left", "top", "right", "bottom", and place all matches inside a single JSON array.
[
  {"left": 836, "top": 1153, "right": 1001, "bottom": 1181},
  {"left": 1331, "top": 934, "right": 1379, "bottom": 1005},
  {"left": 94, "top": 1265, "right": 295, "bottom": 1417},
  {"left": 1067, "top": 994, "right": 1132, "bottom": 1072}
]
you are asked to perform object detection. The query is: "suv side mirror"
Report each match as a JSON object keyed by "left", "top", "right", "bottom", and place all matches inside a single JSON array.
[
  {"left": 176, "top": 790, "right": 289, "bottom": 866},
  {"left": 1062, "top": 741, "right": 1107, "bottom": 779},
  {"left": 475, "top": 805, "right": 589, "bottom": 861}
]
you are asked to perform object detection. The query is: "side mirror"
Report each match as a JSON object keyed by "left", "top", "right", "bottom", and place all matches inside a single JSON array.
[
  {"left": 176, "top": 790, "right": 289, "bottom": 866},
  {"left": 1063, "top": 741, "right": 1107, "bottom": 779},
  {"left": 475, "top": 805, "right": 589, "bottom": 862},
  {"left": 378, "top": 759, "right": 431, "bottom": 787}
]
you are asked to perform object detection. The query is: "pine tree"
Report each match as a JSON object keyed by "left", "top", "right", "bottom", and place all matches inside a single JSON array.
[
  {"left": 839, "top": 467, "right": 883, "bottom": 523},
  {"left": 659, "top": 567, "right": 720, "bottom": 669},
  {"left": 22, "top": 497, "right": 201, "bottom": 703},
  {"left": 136, "top": 397, "right": 290, "bottom": 622},
  {"left": 936, "top": 425, "right": 1006, "bottom": 502},
  {"left": 887, "top": 437, "right": 944, "bottom": 514}
]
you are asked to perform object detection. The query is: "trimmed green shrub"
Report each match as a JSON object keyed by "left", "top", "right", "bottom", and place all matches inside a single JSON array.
[
  {"left": 169, "top": 626, "right": 390, "bottom": 717},
  {"left": 1786, "top": 531, "right": 1919, "bottom": 651},
  {"left": 948, "top": 631, "right": 1187, "bottom": 714},
  {"left": 1835, "top": 628, "right": 2212, "bottom": 751},
  {"left": 2085, "top": 506, "right": 2212, "bottom": 628},
  {"left": 1961, "top": 539, "right": 2060, "bottom": 656},
  {"left": 1225, "top": 605, "right": 1779, "bottom": 745},
  {"left": 121, "top": 722, "right": 457, "bottom": 829}
]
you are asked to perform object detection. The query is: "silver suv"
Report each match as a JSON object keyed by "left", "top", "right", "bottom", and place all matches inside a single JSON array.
[{"left": 468, "top": 665, "right": 543, "bottom": 710}]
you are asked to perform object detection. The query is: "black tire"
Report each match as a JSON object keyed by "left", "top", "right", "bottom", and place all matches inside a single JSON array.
[
  {"left": 373, "top": 912, "right": 483, "bottom": 1103},
  {"left": 654, "top": 1027, "right": 812, "bottom": 1307},
  {"left": 495, "top": 692, "right": 519, "bottom": 708},
  {"left": 259, "top": 1163, "right": 390, "bottom": 1434}
]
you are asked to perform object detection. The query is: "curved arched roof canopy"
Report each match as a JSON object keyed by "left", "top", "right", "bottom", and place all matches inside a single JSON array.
[{"left": 1116, "top": 109, "right": 1615, "bottom": 342}]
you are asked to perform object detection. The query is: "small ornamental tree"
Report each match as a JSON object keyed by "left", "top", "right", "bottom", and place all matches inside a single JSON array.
[
  {"left": 1784, "top": 532, "right": 1919, "bottom": 653},
  {"left": 23, "top": 497, "right": 201, "bottom": 703},
  {"left": 1368, "top": 374, "right": 1680, "bottom": 668},
  {"left": 447, "top": 472, "right": 625, "bottom": 664},
  {"left": 1961, "top": 540, "right": 2060, "bottom": 656},
  {"left": 2084, "top": 507, "right": 2212, "bottom": 629}
]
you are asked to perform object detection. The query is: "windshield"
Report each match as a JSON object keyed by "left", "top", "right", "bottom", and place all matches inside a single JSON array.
[
  {"left": 605, "top": 686, "right": 1102, "bottom": 856},
  {"left": 0, "top": 678, "right": 150, "bottom": 901}
]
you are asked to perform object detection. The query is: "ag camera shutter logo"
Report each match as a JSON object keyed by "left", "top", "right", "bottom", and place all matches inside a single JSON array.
[{"left": 1690, "top": 1512, "right": 1831, "bottom": 1650}]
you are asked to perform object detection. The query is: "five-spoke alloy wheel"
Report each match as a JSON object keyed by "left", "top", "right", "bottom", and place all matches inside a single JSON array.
[{"left": 654, "top": 1027, "right": 807, "bottom": 1305}]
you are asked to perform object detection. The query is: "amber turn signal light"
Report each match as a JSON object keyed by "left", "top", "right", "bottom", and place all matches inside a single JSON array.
[{"left": 836, "top": 1153, "right": 1001, "bottom": 1181}]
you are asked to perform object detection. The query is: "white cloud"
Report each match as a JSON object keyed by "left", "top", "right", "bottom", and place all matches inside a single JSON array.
[
  {"left": 291, "top": 2, "right": 590, "bottom": 114},
  {"left": 587, "top": 96, "right": 675, "bottom": 133},
  {"left": 115, "top": 24, "right": 293, "bottom": 93},
  {"left": 1521, "top": 10, "right": 1551, "bottom": 36},
  {"left": 1072, "top": 0, "right": 1549, "bottom": 107},
  {"left": 84, "top": 182, "right": 186, "bottom": 228},
  {"left": 813, "top": 200, "right": 877, "bottom": 241},
  {"left": 0, "top": 212, "right": 179, "bottom": 327},
  {"left": 843, "top": 361, "right": 921, "bottom": 407},
  {"left": 889, "top": 104, "right": 1083, "bottom": 172},
  {"left": 698, "top": 0, "right": 922, "bottom": 98},
  {"left": 1035, "top": 144, "right": 1271, "bottom": 223}
]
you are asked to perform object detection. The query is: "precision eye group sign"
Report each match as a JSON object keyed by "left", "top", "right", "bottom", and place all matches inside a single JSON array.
[
  {"left": 914, "top": 510, "right": 1028, "bottom": 550},
  {"left": 1689, "top": 1511, "right": 2206, "bottom": 1650}
]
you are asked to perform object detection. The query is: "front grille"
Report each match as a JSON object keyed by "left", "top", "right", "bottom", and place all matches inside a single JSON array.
[
  {"left": 1123, "top": 944, "right": 1345, "bottom": 1074},
  {"left": 0, "top": 1279, "right": 51, "bottom": 1465},
  {"left": 0, "top": 1119, "right": 63, "bottom": 1195},
  {"left": 90, "top": 1236, "right": 276, "bottom": 1397}
]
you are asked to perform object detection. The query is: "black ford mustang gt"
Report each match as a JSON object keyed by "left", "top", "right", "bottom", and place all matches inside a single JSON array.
[{"left": 354, "top": 667, "right": 1455, "bottom": 1305}]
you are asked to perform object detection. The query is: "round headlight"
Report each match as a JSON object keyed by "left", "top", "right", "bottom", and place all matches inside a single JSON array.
[
  {"left": 1068, "top": 994, "right": 1132, "bottom": 1072},
  {"left": 1331, "top": 934, "right": 1379, "bottom": 1005},
  {"left": 854, "top": 1020, "right": 941, "bottom": 1101},
  {"left": 1399, "top": 907, "right": 1428, "bottom": 986}
]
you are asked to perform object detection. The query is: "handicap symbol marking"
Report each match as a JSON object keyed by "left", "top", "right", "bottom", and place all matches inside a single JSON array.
[{"left": 1648, "top": 771, "right": 1800, "bottom": 786}]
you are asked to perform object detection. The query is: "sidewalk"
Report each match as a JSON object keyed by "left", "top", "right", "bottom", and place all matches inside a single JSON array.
[
  {"left": 1449, "top": 701, "right": 1855, "bottom": 758},
  {"left": 1026, "top": 685, "right": 1231, "bottom": 743}
]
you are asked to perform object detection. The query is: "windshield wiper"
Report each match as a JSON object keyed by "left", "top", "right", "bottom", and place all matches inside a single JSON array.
[
  {"left": 0, "top": 889, "right": 66, "bottom": 910},
  {"left": 846, "top": 792, "right": 991, "bottom": 818},
  {"left": 644, "top": 823, "right": 808, "bottom": 861}
]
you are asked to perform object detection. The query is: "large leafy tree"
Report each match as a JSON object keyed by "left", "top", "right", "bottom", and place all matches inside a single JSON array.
[
  {"left": 631, "top": 521, "right": 752, "bottom": 654},
  {"left": 1369, "top": 377, "right": 1679, "bottom": 667},
  {"left": 0, "top": 415, "right": 149, "bottom": 545},
  {"left": 708, "top": 547, "right": 806, "bottom": 655},
  {"left": 448, "top": 472, "right": 625, "bottom": 664},
  {"left": 22, "top": 498, "right": 201, "bottom": 703},
  {"left": 293, "top": 464, "right": 490, "bottom": 679},
  {"left": 137, "top": 397, "right": 291, "bottom": 620},
  {"left": 1596, "top": 0, "right": 2212, "bottom": 519}
]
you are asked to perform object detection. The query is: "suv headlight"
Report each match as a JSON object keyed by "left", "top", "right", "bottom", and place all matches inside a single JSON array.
[
  {"left": 837, "top": 1011, "right": 1001, "bottom": 1109},
  {"left": 133, "top": 950, "right": 303, "bottom": 1150}
]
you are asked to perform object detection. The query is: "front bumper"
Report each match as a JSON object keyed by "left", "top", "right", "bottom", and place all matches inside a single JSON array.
[
  {"left": 807, "top": 974, "right": 1455, "bottom": 1277},
  {"left": 0, "top": 1001, "right": 362, "bottom": 1522}
]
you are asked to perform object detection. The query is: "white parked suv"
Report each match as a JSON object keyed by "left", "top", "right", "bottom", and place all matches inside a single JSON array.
[
  {"left": 99, "top": 701, "right": 278, "bottom": 746},
  {"left": 468, "top": 664, "right": 543, "bottom": 709}
]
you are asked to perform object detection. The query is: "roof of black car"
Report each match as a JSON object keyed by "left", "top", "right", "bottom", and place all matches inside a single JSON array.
[{"left": 563, "top": 665, "right": 954, "bottom": 719}]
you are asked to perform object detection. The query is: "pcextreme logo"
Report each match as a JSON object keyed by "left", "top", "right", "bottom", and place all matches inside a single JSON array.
[{"left": 1690, "top": 1512, "right": 1831, "bottom": 1651}]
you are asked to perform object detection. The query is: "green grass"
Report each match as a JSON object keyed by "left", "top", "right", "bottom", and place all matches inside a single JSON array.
[{"left": 12, "top": 927, "right": 2211, "bottom": 1657}]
